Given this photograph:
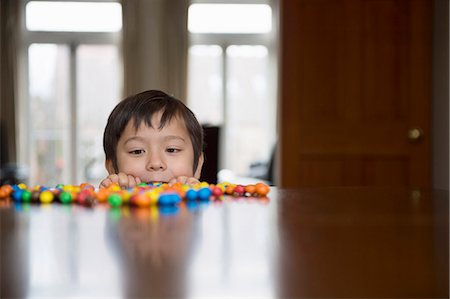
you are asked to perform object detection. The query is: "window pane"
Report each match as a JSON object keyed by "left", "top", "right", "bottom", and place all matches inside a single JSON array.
[
  {"left": 26, "top": 1, "right": 122, "bottom": 32},
  {"left": 77, "top": 45, "right": 122, "bottom": 185},
  {"left": 187, "top": 45, "right": 223, "bottom": 125},
  {"left": 188, "top": 4, "right": 272, "bottom": 34},
  {"left": 225, "top": 45, "right": 275, "bottom": 176},
  {"left": 28, "top": 44, "right": 71, "bottom": 186}
]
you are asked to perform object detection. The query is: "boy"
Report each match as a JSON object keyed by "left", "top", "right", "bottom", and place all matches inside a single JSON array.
[{"left": 100, "top": 90, "right": 204, "bottom": 188}]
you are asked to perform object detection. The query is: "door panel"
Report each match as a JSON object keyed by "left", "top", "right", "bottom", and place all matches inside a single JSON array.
[{"left": 280, "top": 0, "right": 431, "bottom": 187}]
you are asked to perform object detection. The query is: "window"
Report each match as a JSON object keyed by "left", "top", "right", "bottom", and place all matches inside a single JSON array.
[
  {"left": 187, "top": 1, "right": 278, "bottom": 179},
  {"left": 19, "top": 1, "right": 123, "bottom": 186}
]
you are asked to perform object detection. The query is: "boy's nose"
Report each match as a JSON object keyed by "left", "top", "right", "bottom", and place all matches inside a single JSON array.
[{"left": 146, "top": 153, "right": 165, "bottom": 171}]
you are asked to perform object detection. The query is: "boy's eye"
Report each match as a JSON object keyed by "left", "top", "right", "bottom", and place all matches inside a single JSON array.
[
  {"left": 129, "top": 149, "right": 144, "bottom": 155},
  {"left": 166, "top": 148, "right": 180, "bottom": 153}
]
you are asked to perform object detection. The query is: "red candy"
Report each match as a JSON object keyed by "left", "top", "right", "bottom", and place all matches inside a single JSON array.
[
  {"left": 233, "top": 185, "right": 245, "bottom": 196},
  {"left": 212, "top": 186, "right": 223, "bottom": 197}
]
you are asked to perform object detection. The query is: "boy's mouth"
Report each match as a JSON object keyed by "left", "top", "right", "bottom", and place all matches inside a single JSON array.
[{"left": 143, "top": 178, "right": 169, "bottom": 184}]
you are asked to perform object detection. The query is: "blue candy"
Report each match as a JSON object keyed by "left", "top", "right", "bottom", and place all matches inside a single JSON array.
[
  {"left": 12, "top": 190, "right": 23, "bottom": 202},
  {"left": 158, "top": 193, "right": 181, "bottom": 205},
  {"left": 185, "top": 189, "right": 198, "bottom": 201},
  {"left": 197, "top": 187, "right": 212, "bottom": 201}
]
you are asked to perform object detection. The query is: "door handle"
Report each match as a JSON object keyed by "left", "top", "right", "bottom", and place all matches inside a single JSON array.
[{"left": 407, "top": 127, "right": 423, "bottom": 142}]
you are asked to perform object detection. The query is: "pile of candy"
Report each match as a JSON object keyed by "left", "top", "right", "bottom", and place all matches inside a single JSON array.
[{"left": 0, "top": 182, "right": 270, "bottom": 208}]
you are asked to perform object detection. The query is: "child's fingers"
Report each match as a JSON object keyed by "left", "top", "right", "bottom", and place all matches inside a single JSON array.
[
  {"left": 108, "top": 174, "right": 120, "bottom": 184},
  {"left": 168, "top": 176, "right": 187, "bottom": 186},
  {"left": 177, "top": 176, "right": 188, "bottom": 184},
  {"left": 168, "top": 176, "right": 200, "bottom": 186},
  {"left": 186, "top": 177, "right": 200, "bottom": 185},
  {"left": 117, "top": 172, "right": 130, "bottom": 188},
  {"left": 168, "top": 178, "right": 177, "bottom": 186},
  {"left": 99, "top": 178, "right": 112, "bottom": 188},
  {"left": 128, "top": 175, "right": 143, "bottom": 188}
]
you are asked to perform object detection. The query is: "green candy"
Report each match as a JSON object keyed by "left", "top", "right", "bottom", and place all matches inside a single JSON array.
[
  {"left": 108, "top": 193, "right": 122, "bottom": 207},
  {"left": 60, "top": 191, "right": 72, "bottom": 204},
  {"left": 22, "top": 190, "right": 32, "bottom": 202}
]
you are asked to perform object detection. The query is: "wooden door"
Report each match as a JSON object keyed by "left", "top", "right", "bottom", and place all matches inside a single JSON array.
[{"left": 279, "top": 0, "right": 432, "bottom": 188}]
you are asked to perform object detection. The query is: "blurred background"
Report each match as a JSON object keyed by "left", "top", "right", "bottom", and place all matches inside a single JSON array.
[{"left": 0, "top": 0, "right": 448, "bottom": 189}]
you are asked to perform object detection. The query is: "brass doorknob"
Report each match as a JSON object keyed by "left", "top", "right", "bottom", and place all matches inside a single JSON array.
[{"left": 408, "top": 127, "right": 423, "bottom": 142}]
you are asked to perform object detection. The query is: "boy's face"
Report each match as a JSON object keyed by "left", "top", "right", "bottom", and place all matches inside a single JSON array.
[{"left": 106, "top": 111, "right": 203, "bottom": 183}]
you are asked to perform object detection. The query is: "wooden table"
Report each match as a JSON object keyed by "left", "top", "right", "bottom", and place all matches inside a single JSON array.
[{"left": 1, "top": 187, "right": 448, "bottom": 298}]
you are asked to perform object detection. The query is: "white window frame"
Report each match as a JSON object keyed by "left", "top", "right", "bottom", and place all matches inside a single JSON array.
[
  {"left": 188, "top": 0, "right": 279, "bottom": 173},
  {"left": 18, "top": 0, "right": 122, "bottom": 184}
]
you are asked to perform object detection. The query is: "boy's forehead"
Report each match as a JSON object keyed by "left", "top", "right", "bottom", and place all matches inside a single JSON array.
[{"left": 128, "top": 111, "right": 188, "bottom": 132}]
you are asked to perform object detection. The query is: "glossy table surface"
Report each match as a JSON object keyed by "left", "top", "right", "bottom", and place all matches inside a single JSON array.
[{"left": 1, "top": 187, "right": 448, "bottom": 298}]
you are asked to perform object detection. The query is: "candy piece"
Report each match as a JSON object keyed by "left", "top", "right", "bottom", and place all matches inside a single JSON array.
[
  {"left": 159, "top": 193, "right": 181, "bottom": 205},
  {"left": 77, "top": 190, "right": 96, "bottom": 207},
  {"left": 198, "top": 187, "right": 212, "bottom": 201},
  {"left": 134, "top": 193, "right": 151, "bottom": 208},
  {"left": 80, "top": 183, "right": 92, "bottom": 190},
  {"left": 12, "top": 190, "right": 23, "bottom": 202},
  {"left": 96, "top": 188, "right": 109, "bottom": 203},
  {"left": 31, "top": 191, "right": 41, "bottom": 203},
  {"left": 224, "top": 185, "right": 235, "bottom": 195},
  {"left": 22, "top": 190, "right": 32, "bottom": 202},
  {"left": 147, "top": 190, "right": 159, "bottom": 205},
  {"left": 212, "top": 186, "right": 223, "bottom": 197},
  {"left": 233, "top": 185, "right": 245, "bottom": 196},
  {"left": 245, "top": 185, "right": 256, "bottom": 196},
  {"left": 40, "top": 190, "right": 54, "bottom": 203},
  {"left": 185, "top": 189, "right": 198, "bottom": 201},
  {"left": 84, "top": 195, "right": 96, "bottom": 207},
  {"left": 0, "top": 185, "right": 13, "bottom": 198},
  {"left": 108, "top": 193, "right": 122, "bottom": 207},
  {"left": 60, "top": 191, "right": 72, "bottom": 204},
  {"left": 255, "top": 183, "right": 270, "bottom": 196}
]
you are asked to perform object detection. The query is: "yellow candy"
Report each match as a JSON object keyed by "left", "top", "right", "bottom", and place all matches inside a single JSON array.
[
  {"left": 147, "top": 189, "right": 159, "bottom": 205},
  {"left": 109, "top": 184, "right": 121, "bottom": 192},
  {"left": 18, "top": 183, "right": 27, "bottom": 190},
  {"left": 40, "top": 190, "right": 54, "bottom": 203},
  {"left": 121, "top": 190, "right": 131, "bottom": 203},
  {"left": 63, "top": 185, "right": 74, "bottom": 193}
]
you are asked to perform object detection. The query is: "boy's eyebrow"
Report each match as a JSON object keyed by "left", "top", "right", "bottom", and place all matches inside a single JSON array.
[
  {"left": 164, "top": 135, "right": 186, "bottom": 142},
  {"left": 123, "top": 136, "right": 145, "bottom": 145}
]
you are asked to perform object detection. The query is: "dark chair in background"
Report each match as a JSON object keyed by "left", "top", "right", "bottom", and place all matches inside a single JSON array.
[
  {"left": 200, "top": 125, "right": 220, "bottom": 184},
  {"left": 0, "top": 121, "right": 28, "bottom": 185}
]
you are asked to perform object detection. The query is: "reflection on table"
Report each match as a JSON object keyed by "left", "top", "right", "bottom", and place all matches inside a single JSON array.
[{"left": 0, "top": 187, "right": 448, "bottom": 298}]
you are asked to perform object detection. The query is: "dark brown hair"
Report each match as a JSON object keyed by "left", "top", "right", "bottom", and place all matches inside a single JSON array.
[{"left": 103, "top": 90, "right": 204, "bottom": 173}]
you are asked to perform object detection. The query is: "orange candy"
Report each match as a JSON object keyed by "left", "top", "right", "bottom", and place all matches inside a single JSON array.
[
  {"left": 225, "top": 185, "right": 235, "bottom": 195},
  {"left": 255, "top": 183, "right": 270, "bottom": 196},
  {"left": 134, "top": 193, "right": 151, "bottom": 208},
  {"left": 96, "top": 188, "right": 110, "bottom": 203},
  {"left": 245, "top": 185, "right": 256, "bottom": 195},
  {"left": 0, "top": 185, "right": 13, "bottom": 198}
]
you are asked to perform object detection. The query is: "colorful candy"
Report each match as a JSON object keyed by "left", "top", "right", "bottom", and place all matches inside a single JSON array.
[{"left": 0, "top": 181, "right": 271, "bottom": 208}]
